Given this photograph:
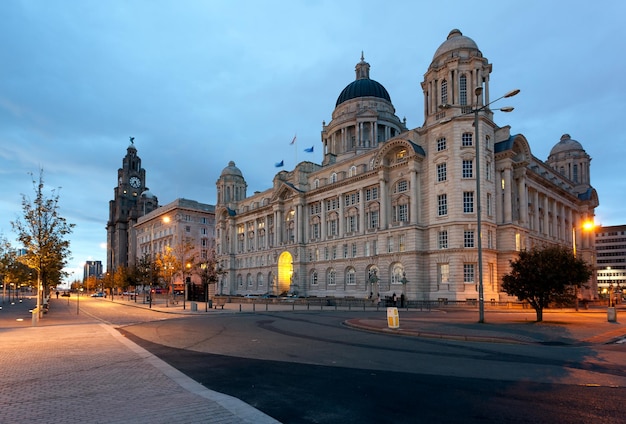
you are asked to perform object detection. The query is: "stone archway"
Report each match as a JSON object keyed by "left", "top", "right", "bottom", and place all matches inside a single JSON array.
[{"left": 277, "top": 251, "right": 293, "bottom": 295}]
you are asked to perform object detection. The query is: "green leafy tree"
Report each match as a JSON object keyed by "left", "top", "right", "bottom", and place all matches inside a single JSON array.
[
  {"left": 11, "top": 170, "right": 75, "bottom": 313},
  {"left": 502, "top": 245, "right": 592, "bottom": 322},
  {"left": 196, "top": 248, "right": 225, "bottom": 300},
  {"left": 0, "top": 235, "right": 32, "bottom": 300}
]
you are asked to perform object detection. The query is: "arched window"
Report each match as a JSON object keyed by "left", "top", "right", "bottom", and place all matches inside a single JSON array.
[
  {"left": 328, "top": 269, "right": 336, "bottom": 285},
  {"left": 349, "top": 166, "right": 357, "bottom": 177},
  {"left": 257, "top": 273, "right": 264, "bottom": 287},
  {"left": 330, "top": 173, "right": 337, "bottom": 184},
  {"left": 237, "top": 274, "right": 243, "bottom": 287},
  {"left": 346, "top": 267, "right": 356, "bottom": 285},
  {"left": 313, "top": 178, "right": 320, "bottom": 189},
  {"left": 311, "top": 270, "right": 318, "bottom": 285},
  {"left": 391, "top": 264, "right": 404, "bottom": 284}
]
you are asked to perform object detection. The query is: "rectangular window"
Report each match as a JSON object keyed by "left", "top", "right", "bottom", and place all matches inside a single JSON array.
[
  {"left": 486, "top": 161, "right": 492, "bottom": 181},
  {"left": 310, "top": 202, "right": 321, "bottom": 215},
  {"left": 398, "top": 235, "right": 405, "bottom": 252},
  {"left": 368, "top": 210, "right": 379, "bottom": 229},
  {"left": 486, "top": 193, "right": 492, "bottom": 216},
  {"left": 346, "top": 215, "right": 357, "bottom": 233},
  {"left": 365, "top": 241, "right": 370, "bottom": 256},
  {"left": 438, "top": 230, "right": 448, "bottom": 249},
  {"left": 332, "top": 246, "right": 337, "bottom": 259},
  {"left": 488, "top": 230, "right": 493, "bottom": 249},
  {"left": 365, "top": 186, "right": 379, "bottom": 201},
  {"left": 437, "top": 137, "right": 447, "bottom": 151},
  {"left": 438, "top": 194, "right": 448, "bottom": 216},
  {"left": 328, "top": 219, "right": 338, "bottom": 236},
  {"left": 463, "top": 191, "right": 474, "bottom": 213},
  {"left": 394, "top": 204, "right": 408, "bottom": 223},
  {"left": 344, "top": 192, "right": 360, "bottom": 207},
  {"left": 372, "top": 239, "right": 378, "bottom": 255},
  {"left": 311, "top": 222, "right": 320, "bottom": 239},
  {"left": 464, "top": 230, "right": 475, "bottom": 248},
  {"left": 352, "top": 243, "right": 357, "bottom": 257},
  {"left": 343, "top": 244, "right": 348, "bottom": 258},
  {"left": 387, "top": 236, "right": 394, "bottom": 253},
  {"left": 462, "top": 133, "right": 473, "bottom": 147},
  {"left": 462, "top": 160, "right": 473, "bottom": 178},
  {"left": 437, "top": 163, "right": 447, "bottom": 182},
  {"left": 438, "top": 263, "right": 450, "bottom": 284},
  {"left": 464, "top": 264, "right": 475, "bottom": 283}
]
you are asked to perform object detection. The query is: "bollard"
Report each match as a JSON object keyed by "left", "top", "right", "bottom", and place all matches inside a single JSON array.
[
  {"left": 387, "top": 307, "right": 400, "bottom": 329},
  {"left": 607, "top": 307, "right": 617, "bottom": 323},
  {"left": 31, "top": 307, "right": 39, "bottom": 326}
]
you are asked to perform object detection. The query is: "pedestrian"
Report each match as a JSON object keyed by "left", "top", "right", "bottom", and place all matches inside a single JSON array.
[
  {"left": 392, "top": 292, "right": 397, "bottom": 306},
  {"left": 56, "top": 290, "right": 59, "bottom": 299}
]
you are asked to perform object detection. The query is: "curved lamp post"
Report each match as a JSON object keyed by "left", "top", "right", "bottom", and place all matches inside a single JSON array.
[{"left": 440, "top": 87, "right": 520, "bottom": 323}]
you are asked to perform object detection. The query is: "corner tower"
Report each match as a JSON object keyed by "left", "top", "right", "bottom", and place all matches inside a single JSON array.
[{"left": 422, "top": 29, "right": 493, "bottom": 128}]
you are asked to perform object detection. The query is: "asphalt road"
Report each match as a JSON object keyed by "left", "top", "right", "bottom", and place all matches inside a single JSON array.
[{"left": 73, "top": 298, "right": 626, "bottom": 423}]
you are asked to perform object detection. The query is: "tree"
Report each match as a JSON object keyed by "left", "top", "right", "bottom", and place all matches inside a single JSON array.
[
  {"left": 0, "top": 234, "right": 33, "bottom": 302},
  {"left": 501, "top": 245, "right": 592, "bottom": 322},
  {"left": 11, "top": 169, "right": 75, "bottom": 315},
  {"left": 196, "top": 248, "right": 225, "bottom": 300},
  {"left": 84, "top": 275, "right": 98, "bottom": 293}
]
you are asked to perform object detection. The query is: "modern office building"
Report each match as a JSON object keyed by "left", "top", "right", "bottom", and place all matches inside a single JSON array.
[
  {"left": 135, "top": 198, "right": 216, "bottom": 292},
  {"left": 595, "top": 225, "right": 626, "bottom": 299},
  {"left": 106, "top": 139, "right": 159, "bottom": 272},
  {"left": 215, "top": 29, "right": 599, "bottom": 302},
  {"left": 83, "top": 260, "right": 103, "bottom": 281}
]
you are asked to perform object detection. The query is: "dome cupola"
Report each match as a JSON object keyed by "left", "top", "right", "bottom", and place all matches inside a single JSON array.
[{"left": 335, "top": 52, "right": 391, "bottom": 106}]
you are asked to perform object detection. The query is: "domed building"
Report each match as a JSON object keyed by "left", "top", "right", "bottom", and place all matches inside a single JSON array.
[{"left": 215, "top": 29, "right": 599, "bottom": 302}]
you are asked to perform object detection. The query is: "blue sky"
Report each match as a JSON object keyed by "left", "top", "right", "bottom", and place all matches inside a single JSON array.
[{"left": 1, "top": 0, "right": 624, "bottom": 283}]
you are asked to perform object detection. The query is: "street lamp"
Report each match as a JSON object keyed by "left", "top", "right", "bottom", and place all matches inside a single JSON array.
[{"left": 440, "top": 87, "right": 520, "bottom": 323}]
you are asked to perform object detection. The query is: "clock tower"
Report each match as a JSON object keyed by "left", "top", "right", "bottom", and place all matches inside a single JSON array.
[{"left": 106, "top": 138, "right": 158, "bottom": 273}]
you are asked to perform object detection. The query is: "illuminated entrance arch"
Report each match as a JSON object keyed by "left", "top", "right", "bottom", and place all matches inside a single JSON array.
[{"left": 277, "top": 251, "right": 293, "bottom": 295}]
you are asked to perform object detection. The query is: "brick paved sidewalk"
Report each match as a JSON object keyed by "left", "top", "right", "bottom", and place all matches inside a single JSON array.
[{"left": 0, "top": 299, "right": 279, "bottom": 424}]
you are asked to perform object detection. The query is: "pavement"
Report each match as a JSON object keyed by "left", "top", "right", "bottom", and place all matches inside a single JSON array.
[
  {"left": 0, "top": 296, "right": 280, "bottom": 424},
  {"left": 1, "top": 295, "right": 624, "bottom": 424}
]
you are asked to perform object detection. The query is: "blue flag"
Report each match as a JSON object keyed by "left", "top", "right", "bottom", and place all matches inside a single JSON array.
[
  {"left": 275, "top": 160, "right": 284, "bottom": 167},
  {"left": 304, "top": 146, "right": 314, "bottom": 153}
]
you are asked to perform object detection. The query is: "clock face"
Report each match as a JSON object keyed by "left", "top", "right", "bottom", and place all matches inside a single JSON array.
[{"left": 129, "top": 176, "right": 141, "bottom": 188}]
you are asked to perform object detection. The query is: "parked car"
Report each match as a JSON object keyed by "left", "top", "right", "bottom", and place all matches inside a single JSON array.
[
  {"left": 90, "top": 292, "right": 104, "bottom": 297},
  {"left": 61, "top": 292, "right": 70, "bottom": 297}
]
